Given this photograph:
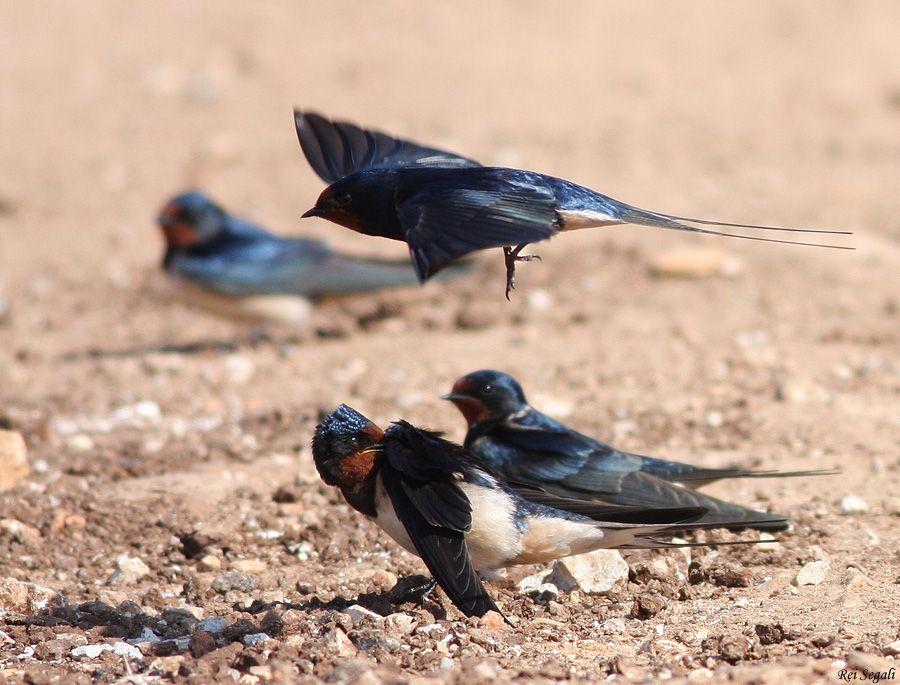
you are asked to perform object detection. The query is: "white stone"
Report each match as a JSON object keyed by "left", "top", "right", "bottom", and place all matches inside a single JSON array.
[
  {"left": 242, "top": 632, "right": 271, "bottom": 647},
  {"left": 793, "top": 560, "right": 830, "bottom": 586},
  {"left": 72, "top": 644, "right": 111, "bottom": 659},
  {"left": 756, "top": 533, "right": 781, "bottom": 552},
  {"left": 67, "top": 434, "right": 95, "bottom": 452},
  {"left": 548, "top": 550, "right": 629, "bottom": 594},
  {"left": 225, "top": 355, "right": 255, "bottom": 384},
  {"left": 128, "top": 627, "right": 161, "bottom": 644},
  {"left": 108, "top": 555, "right": 151, "bottom": 585},
  {"left": 112, "top": 642, "right": 143, "bottom": 659},
  {"left": 516, "top": 572, "right": 559, "bottom": 598},
  {"left": 840, "top": 495, "right": 869, "bottom": 514}
]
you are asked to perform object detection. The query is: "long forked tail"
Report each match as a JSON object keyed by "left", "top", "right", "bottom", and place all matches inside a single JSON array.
[
  {"left": 616, "top": 204, "right": 853, "bottom": 250},
  {"left": 620, "top": 517, "right": 783, "bottom": 549}
]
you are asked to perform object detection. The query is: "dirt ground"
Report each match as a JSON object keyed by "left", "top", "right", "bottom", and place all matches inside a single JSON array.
[{"left": 2, "top": 2, "right": 900, "bottom": 683}]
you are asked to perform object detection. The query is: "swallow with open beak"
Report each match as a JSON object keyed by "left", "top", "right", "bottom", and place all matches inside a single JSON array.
[
  {"left": 158, "top": 191, "right": 460, "bottom": 324},
  {"left": 295, "top": 111, "right": 851, "bottom": 296},
  {"left": 444, "top": 370, "right": 836, "bottom": 531},
  {"left": 312, "top": 404, "right": 783, "bottom": 617}
]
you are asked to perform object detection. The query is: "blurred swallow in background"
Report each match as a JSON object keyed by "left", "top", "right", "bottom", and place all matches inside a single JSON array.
[
  {"left": 295, "top": 111, "right": 851, "bottom": 296},
  {"left": 444, "top": 370, "right": 836, "bottom": 531},
  {"left": 158, "top": 192, "right": 460, "bottom": 324},
  {"left": 312, "top": 404, "right": 774, "bottom": 617}
]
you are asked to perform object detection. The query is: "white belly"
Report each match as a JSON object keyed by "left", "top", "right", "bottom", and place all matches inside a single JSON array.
[{"left": 167, "top": 276, "right": 313, "bottom": 325}]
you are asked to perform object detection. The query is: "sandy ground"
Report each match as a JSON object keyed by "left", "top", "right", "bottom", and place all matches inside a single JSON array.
[{"left": 1, "top": 2, "right": 900, "bottom": 683}]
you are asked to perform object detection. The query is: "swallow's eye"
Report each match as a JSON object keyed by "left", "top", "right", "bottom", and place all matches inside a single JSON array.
[
  {"left": 334, "top": 192, "right": 352, "bottom": 207},
  {"left": 348, "top": 435, "right": 360, "bottom": 448},
  {"left": 481, "top": 384, "right": 494, "bottom": 396}
]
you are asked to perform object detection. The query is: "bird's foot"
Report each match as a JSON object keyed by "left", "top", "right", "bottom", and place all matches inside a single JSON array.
[
  {"left": 388, "top": 575, "right": 438, "bottom": 606},
  {"left": 503, "top": 245, "right": 541, "bottom": 299}
]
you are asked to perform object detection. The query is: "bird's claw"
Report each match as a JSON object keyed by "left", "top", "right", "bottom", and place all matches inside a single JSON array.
[{"left": 503, "top": 245, "right": 541, "bottom": 299}]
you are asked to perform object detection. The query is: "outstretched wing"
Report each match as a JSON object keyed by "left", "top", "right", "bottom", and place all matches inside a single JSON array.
[{"left": 295, "top": 110, "right": 481, "bottom": 184}]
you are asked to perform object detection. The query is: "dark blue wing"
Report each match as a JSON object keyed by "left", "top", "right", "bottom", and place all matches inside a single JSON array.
[
  {"left": 396, "top": 169, "right": 559, "bottom": 280},
  {"left": 380, "top": 424, "right": 499, "bottom": 617},
  {"left": 295, "top": 111, "right": 481, "bottom": 184}
]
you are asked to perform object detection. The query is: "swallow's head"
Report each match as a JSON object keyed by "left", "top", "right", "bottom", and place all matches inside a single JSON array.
[
  {"left": 302, "top": 172, "right": 398, "bottom": 237},
  {"left": 158, "top": 192, "right": 228, "bottom": 249},
  {"left": 442, "top": 370, "right": 527, "bottom": 427},
  {"left": 312, "top": 404, "right": 385, "bottom": 487}
]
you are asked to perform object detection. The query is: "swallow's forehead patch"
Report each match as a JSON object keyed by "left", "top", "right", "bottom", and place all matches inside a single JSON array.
[{"left": 451, "top": 377, "right": 478, "bottom": 395}]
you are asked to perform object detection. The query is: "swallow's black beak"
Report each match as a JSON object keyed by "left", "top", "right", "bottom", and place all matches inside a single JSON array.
[
  {"left": 440, "top": 393, "right": 467, "bottom": 403},
  {"left": 302, "top": 206, "right": 321, "bottom": 219}
]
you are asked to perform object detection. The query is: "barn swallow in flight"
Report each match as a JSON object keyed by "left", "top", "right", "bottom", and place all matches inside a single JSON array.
[
  {"left": 295, "top": 110, "right": 851, "bottom": 296},
  {"left": 444, "top": 370, "right": 836, "bottom": 531},
  {"left": 158, "top": 192, "right": 459, "bottom": 324},
  {"left": 312, "top": 404, "right": 782, "bottom": 617}
]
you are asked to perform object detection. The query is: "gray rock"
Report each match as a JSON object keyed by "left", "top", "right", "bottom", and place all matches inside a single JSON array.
[
  {"left": 197, "top": 616, "right": 228, "bottom": 633},
  {"left": 211, "top": 571, "right": 257, "bottom": 593},
  {"left": 242, "top": 632, "right": 271, "bottom": 647}
]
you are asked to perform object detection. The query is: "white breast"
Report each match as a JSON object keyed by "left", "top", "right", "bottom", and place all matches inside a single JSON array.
[
  {"left": 166, "top": 275, "right": 313, "bottom": 324},
  {"left": 459, "top": 483, "right": 521, "bottom": 571}
]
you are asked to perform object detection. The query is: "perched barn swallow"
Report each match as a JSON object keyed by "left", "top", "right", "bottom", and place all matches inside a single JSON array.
[
  {"left": 312, "top": 404, "right": 781, "bottom": 617},
  {"left": 158, "top": 192, "right": 456, "bottom": 324},
  {"left": 295, "top": 111, "right": 851, "bottom": 296},
  {"left": 444, "top": 370, "right": 836, "bottom": 531}
]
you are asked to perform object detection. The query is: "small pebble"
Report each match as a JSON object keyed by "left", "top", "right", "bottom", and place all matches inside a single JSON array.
[
  {"left": 0, "top": 519, "right": 42, "bottom": 546},
  {"left": 197, "top": 616, "right": 228, "bottom": 633},
  {"left": 477, "top": 611, "right": 507, "bottom": 631},
  {"left": 0, "top": 430, "right": 29, "bottom": 492},
  {"left": 198, "top": 555, "right": 222, "bottom": 571},
  {"left": 66, "top": 434, "right": 95, "bottom": 452},
  {"left": 882, "top": 639, "right": 900, "bottom": 656},
  {"left": 371, "top": 570, "right": 398, "bottom": 590},
  {"left": 384, "top": 614, "right": 416, "bottom": 635},
  {"left": 230, "top": 559, "right": 267, "bottom": 574},
  {"left": 793, "top": 560, "right": 830, "bottom": 586},
  {"left": 840, "top": 496, "right": 869, "bottom": 515},
  {"left": 649, "top": 248, "right": 728, "bottom": 279},
  {"left": 549, "top": 549, "right": 628, "bottom": 594},
  {"left": 320, "top": 628, "right": 356, "bottom": 657},
  {"left": 242, "top": 632, "right": 271, "bottom": 647},
  {"left": 107, "top": 555, "right": 151, "bottom": 585},
  {"left": 601, "top": 618, "right": 626, "bottom": 634},
  {"left": 526, "top": 289, "right": 553, "bottom": 310},
  {"left": 343, "top": 604, "right": 383, "bottom": 624},
  {"left": 756, "top": 533, "right": 781, "bottom": 552}
]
